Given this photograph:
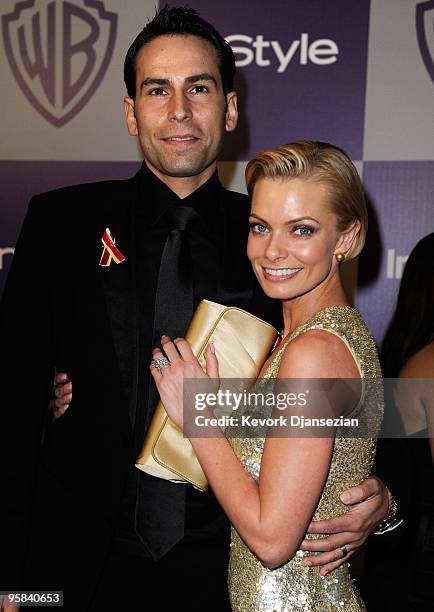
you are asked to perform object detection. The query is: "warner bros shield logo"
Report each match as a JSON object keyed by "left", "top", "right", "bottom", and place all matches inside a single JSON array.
[
  {"left": 416, "top": 0, "right": 434, "bottom": 83},
  {"left": 2, "top": 0, "right": 118, "bottom": 127}
]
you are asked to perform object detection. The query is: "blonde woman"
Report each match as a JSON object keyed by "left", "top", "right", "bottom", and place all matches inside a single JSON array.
[{"left": 151, "top": 141, "right": 384, "bottom": 611}]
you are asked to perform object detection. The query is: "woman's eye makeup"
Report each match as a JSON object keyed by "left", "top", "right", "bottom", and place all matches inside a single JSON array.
[
  {"left": 293, "top": 224, "right": 315, "bottom": 237},
  {"left": 249, "top": 222, "right": 269, "bottom": 233},
  {"left": 249, "top": 221, "right": 316, "bottom": 237}
]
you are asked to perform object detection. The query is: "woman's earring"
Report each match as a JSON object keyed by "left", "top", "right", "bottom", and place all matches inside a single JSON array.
[{"left": 335, "top": 252, "right": 345, "bottom": 263}]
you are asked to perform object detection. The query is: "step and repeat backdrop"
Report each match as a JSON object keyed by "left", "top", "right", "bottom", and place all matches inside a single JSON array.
[{"left": 1, "top": 0, "right": 433, "bottom": 342}]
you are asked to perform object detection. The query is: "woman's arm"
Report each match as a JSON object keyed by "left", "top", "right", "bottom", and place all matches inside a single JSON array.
[
  {"left": 417, "top": 347, "right": 434, "bottom": 465},
  {"left": 151, "top": 330, "right": 360, "bottom": 568},
  {"left": 396, "top": 343, "right": 434, "bottom": 464},
  {"left": 425, "top": 401, "right": 434, "bottom": 465}
]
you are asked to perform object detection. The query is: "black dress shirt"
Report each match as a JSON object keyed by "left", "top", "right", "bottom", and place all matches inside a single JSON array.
[{"left": 114, "top": 165, "right": 231, "bottom": 557}]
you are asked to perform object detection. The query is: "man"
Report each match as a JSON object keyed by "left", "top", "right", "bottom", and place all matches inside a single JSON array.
[{"left": 0, "top": 7, "right": 391, "bottom": 612}]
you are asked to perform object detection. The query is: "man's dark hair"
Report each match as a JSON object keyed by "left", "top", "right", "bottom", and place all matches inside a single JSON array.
[{"left": 124, "top": 5, "right": 236, "bottom": 99}]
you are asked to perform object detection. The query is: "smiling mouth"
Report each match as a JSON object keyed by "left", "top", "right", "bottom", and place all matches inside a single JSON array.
[
  {"left": 162, "top": 135, "right": 199, "bottom": 143},
  {"left": 263, "top": 267, "right": 302, "bottom": 280}
]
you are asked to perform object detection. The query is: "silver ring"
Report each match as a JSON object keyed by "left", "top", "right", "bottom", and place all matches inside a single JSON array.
[
  {"left": 152, "top": 356, "right": 170, "bottom": 373},
  {"left": 340, "top": 545, "right": 348, "bottom": 557}
]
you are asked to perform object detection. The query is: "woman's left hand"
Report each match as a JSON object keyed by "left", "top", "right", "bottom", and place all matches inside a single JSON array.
[{"left": 150, "top": 335, "right": 219, "bottom": 430}]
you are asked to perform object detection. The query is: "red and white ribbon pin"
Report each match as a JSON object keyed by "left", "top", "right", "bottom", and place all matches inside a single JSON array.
[{"left": 99, "top": 228, "right": 126, "bottom": 267}]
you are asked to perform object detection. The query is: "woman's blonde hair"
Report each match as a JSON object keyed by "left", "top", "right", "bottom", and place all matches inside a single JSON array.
[{"left": 245, "top": 140, "right": 367, "bottom": 259}]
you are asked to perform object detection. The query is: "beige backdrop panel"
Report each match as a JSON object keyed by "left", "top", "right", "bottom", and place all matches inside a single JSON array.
[
  {"left": 0, "top": 0, "right": 156, "bottom": 161},
  {"left": 364, "top": 0, "right": 434, "bottom": 161}
]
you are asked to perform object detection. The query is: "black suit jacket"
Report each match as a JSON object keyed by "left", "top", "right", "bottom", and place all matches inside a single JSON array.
[{"left": 0, "top": 169, "right": 281, "bottom": 608}]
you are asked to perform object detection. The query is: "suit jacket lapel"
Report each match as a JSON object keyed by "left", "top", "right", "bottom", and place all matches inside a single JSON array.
[{"left": 98, "top": 177, "right": 139, "bottom": 429}]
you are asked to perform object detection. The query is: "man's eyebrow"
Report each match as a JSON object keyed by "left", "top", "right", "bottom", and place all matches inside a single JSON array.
[
  {"left": 140, "top": 77, "right": 170, "bottom": 89},
  {"left": 140, "top": 74, "right": 218, "bottom": 91},
  {"left": 185, "top": 73, "right": 218, "bottom": 86}
]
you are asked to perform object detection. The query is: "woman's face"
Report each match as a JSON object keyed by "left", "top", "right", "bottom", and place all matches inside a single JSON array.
[{"left": 247, "top": 177, "right": 344, "bottom": 301}]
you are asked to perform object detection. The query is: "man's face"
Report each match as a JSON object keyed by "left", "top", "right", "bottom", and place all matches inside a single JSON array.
[{"left": 124, "top": 35, "right": 237, "bottom": 182}]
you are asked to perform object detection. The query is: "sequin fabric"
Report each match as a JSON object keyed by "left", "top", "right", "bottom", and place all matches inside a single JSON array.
[{"left": 227, "top": 305, "right": 384, "bottom": 611}]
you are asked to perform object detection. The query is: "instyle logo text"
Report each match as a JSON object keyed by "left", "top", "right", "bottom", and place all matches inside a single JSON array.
[{"left": 226, "top": 33, "right": 339, "bottom": 72}]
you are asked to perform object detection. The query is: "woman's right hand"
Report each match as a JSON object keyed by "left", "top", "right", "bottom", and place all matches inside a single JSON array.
[{"left": 50, "top": 372, "right": 72, "bottom": 420}]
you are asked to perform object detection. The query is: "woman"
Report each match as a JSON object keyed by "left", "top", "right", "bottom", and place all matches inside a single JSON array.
[
  {"left": 150, "top": 141, "right": 383, "bottom": 611},
  {"left": 383, "top": 233, "right": 434, "bottom": 460},
  {"left": 364, "top": 233, "right": 434, "bottom": 610}
]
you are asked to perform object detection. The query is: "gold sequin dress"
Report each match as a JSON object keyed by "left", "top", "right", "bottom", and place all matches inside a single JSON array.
[{"left": 227, "top": 305, "right": 384, "bottom": 611}]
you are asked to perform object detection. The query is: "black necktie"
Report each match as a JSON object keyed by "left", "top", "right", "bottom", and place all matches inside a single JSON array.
[
  {"left": 153, "top": 205, "right": 198, "bottom": 342},
  {"left": 135, "top": 204, "right": 198, "bottom": 559}
]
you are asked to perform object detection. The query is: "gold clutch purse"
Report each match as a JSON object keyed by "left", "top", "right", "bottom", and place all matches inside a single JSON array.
[{"left": 135, "top": 299, "right": 277, "bottom": 491}]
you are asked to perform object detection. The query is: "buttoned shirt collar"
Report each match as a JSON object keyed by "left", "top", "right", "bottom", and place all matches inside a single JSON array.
[{"left": 137, "top": 161, "right": 223, "bottom": 237}]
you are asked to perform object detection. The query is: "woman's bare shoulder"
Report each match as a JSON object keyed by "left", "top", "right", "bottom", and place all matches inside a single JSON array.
[
  {"left": 400, "top": 342, "right": 434, "bottom": 378},
  {"left": 279, "top": 328, "right": 359, "bottom": 379}
]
